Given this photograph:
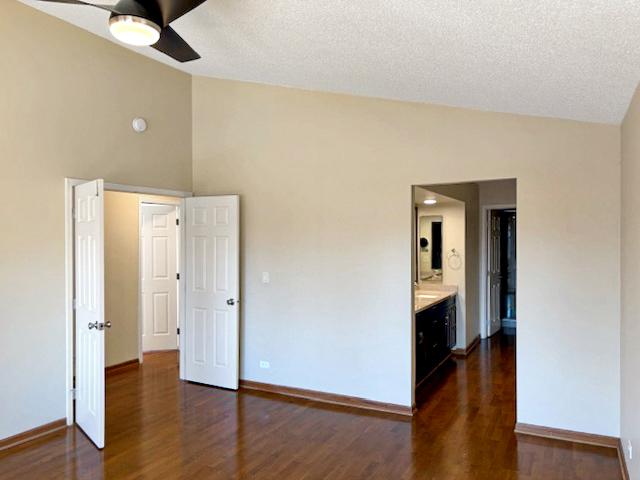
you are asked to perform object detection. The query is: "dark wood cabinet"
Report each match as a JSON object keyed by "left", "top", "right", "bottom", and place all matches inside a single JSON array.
[{"left": 415, "top": 295, "right": 456, "bottom": 388}]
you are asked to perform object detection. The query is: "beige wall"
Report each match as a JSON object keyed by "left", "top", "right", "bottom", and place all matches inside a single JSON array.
[
  {"left": 479, "top": 179, "right": 517, "bottom": 206},
  {"left": 192, "top": 76, "right": 621, "bottom": 435},
  {"left": 0, "top": 1, "right": 192, "bottom": 439},
  {"left": 621, "top": 83, "right": 640, "bottom": 476},
  {"left": 105, "top": 192, "right": 140, "bottom": 367}
]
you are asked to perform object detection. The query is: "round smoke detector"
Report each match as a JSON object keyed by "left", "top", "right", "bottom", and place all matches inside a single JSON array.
[{"left": 132, "top": 118, "right": 148, "bottom": 133}]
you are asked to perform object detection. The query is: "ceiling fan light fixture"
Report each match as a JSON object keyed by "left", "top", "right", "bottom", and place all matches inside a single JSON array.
[{"left": 109, "top": 15, "right": 161, "bottom": 47}]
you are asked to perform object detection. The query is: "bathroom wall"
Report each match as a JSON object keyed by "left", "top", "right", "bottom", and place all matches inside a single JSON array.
[
  {"left": 427, "top": 183, "right": 480, "bottom": 348},
  {"left": 417, "top": 198, "right": 467, "bottom": 348}
]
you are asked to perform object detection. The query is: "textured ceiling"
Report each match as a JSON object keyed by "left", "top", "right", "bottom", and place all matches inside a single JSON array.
[{"left": 19, "top": 0, "right": 640, "bottom": 123}]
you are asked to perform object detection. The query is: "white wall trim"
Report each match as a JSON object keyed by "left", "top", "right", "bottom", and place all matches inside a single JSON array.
[
  {"left": 479, "top": 203, "right": 516, "bottom": 338},
  {"left": 104, "top": 182, "right": 192, "bottom": 198},
  {"left": 65, "top": 179, "right": 192, "bottom": 427}
]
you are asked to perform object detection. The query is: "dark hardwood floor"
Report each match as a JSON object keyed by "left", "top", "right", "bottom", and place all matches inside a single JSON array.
[{"left": 0, "top": 332, "right": 621, "bottom": 479}]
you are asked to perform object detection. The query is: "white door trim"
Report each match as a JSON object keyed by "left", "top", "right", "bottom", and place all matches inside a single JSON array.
[
  {"left": 479, "top": 203, "right": 516, "bottom": 338},
  {"left": 65, "top": 179, "right": 192, "bottom": 426},
  {"left": 104, "top": 182, "right": 192, "bottom": 198}
]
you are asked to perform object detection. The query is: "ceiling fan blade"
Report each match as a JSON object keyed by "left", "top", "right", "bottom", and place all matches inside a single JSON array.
[
  {"left": 35, "top": 0, "right": 116, "bottom": 12},
  {"left": 148, "top": 0, "right": 208, "bottom": 26},
  {"left": 152, "top": 26, "right": 200, "bottom": 63}
]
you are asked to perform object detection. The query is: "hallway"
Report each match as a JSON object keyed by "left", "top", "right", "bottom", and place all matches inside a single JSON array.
[{"left": 0, "top": 335, "right": 621, "bottom": 479}]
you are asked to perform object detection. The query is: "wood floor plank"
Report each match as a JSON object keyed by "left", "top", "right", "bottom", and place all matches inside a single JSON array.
[{"left": 0, "top": 332, "right": 622, "bottom": 479}]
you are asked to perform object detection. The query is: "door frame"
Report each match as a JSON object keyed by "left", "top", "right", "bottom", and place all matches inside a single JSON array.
[
  {"left": 479, "top": 203, "right": 516, "bottom": 338},
  {"left": 64, "top": 179, "right": 192, "bottom": 427}
]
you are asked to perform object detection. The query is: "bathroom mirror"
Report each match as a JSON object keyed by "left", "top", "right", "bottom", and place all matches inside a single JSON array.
[{"left": 418, "top": 215, "right": 443, "bottom": 282}]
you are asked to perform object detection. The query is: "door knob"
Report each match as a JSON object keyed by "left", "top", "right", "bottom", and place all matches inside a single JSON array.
[
  {"left": 88, "top": 321, "right": 112, "bottom": 330},
  {"left": 226, "top": 298, "right": 236, "bottom": 306}
]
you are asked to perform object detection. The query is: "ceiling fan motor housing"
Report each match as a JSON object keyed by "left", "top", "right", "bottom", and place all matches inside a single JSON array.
[{"left": 111, "top": 0, "right": 163, "bottom": 28}]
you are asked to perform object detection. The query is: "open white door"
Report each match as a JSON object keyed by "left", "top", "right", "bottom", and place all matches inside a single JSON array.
[
  {"left": 487, "top": 210, "right": 502, "bottom": 337},
  {"left": 74, "top": 179, "right": 106, "bottom": 448},
  {"left": 184, "top": 196, "right": 240, "bottom": 389}
]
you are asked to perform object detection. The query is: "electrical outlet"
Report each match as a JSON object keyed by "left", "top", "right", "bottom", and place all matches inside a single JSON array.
[
  {"left": 262, "top": 272, "right": 270, "bottom": 284},
  {"left": 259, "top": 360, "right": 270, "bottom": 369},
  {"left": 629, "top": 440, "right": 633, "bottom": 460}
]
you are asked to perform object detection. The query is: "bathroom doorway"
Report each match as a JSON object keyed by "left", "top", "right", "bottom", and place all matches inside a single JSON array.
[
  {"left": 412, "top": 179, "right": 517, "bottom": 411},
  {"left": 485, "top": 207, "right": 517, "bottom": 337}
]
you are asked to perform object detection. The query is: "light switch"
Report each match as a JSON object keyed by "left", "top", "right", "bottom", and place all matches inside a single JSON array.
[{"left": 262, "top": 272, "right": 270, "bottom": 284}]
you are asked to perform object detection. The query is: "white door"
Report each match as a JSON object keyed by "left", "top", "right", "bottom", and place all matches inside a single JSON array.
[
  {"left": 487, "top": 210, "right": 502, "bottom": 337},
  {"left": 185, "top": 196, "right": 240, "bottom": 389},
  {"left": 141, "top": 204, "right": 178, "bottom": 352},
  {"left": 74, "top": 179, "right": 106, "bottom": 449}
]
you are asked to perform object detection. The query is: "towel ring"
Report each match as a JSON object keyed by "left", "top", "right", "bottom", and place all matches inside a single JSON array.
[{"left": 447, "top": 249, "right": 462, "bottom": 270}]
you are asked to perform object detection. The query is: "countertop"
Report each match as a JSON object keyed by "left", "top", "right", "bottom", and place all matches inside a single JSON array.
[{"left": 414, "top": 285, "right": 457, "bottom": 314}]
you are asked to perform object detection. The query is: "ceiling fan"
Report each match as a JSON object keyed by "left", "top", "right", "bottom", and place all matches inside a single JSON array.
[{"left": 36, "top": 0, "right": 207, "bottom": 62}]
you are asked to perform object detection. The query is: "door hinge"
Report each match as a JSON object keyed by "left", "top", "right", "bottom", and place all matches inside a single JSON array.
[
  {"left": 177, "top": 327, "right": 180, "bottom": 335},
  {"left": 176, "top": 273, "right": 180, "bottom": 280},
  {"left": 73, "top": 298, "right": 77, "bottom": 310},
  {"left": 176, "top": 218, "right": 180, "bottom": 226},
  {"left": 71, "top": 388, "right": 76, "bottom": 400}
]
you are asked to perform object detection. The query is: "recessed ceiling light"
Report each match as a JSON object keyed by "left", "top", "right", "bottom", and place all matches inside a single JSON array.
[
  {"left": 109, "top": 15, "right": 161, "bottom": 47},
  {"left": 423, "top": 199, "right": 437, "bottom": 205}
]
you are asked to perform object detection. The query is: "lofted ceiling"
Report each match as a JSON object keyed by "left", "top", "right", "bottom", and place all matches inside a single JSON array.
[{"left": 19, "top": 0, "right": 640, "bottom": 124}]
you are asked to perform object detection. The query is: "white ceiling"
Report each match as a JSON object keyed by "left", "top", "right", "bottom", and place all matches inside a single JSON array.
[
  {"left": 20, "top": 0, "right": 640, "bottom": 124},
  {"left": 414, "top": 188, "right": 460, "bottom": 208}
]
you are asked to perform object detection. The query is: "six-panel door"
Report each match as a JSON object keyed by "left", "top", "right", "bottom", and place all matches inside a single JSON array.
[
  {"left": 141, "top": 204, "right": 178, "bottom": 352},
  {"left": 184, "top": 196, "right": 240, "bottom": 389},
  {"left": 74, "top": 179, "right": 106, "bottom": 449}
]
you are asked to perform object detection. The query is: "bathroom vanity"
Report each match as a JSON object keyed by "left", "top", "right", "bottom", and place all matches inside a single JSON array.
[{"left": 415, "top": 290, "right": 457, "bottom": 388}]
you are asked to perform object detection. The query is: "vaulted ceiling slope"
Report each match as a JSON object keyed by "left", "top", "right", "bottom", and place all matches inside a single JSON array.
[{"left": 19, "top": 0, "right": 640, "bottom": 124}]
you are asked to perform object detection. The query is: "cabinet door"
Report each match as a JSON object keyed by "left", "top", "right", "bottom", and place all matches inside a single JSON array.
[
  {"left": 447, "top": 304, "right": 457, "bottom": 349},
  {"left": 415, "top": 310, "right": 429, "bottom": 383}
]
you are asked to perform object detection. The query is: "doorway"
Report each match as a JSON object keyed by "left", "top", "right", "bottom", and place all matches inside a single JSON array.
[
  {"left": 411, "top": 179, "right": 517, "bottom": 412},
  {"left": 486, "top": 207, "right": 517, "bottom": 336},
  {"left": 64, "top": 179, "right": 241, "bottom": 449},
  {"left": 140, "top": 201, "right": 180, "bottom": 354}
]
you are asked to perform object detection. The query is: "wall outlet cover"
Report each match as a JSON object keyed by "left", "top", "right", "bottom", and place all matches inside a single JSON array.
[
  {"left": 262, "top": 272, "right": 270, "bottom": 284},
  {"left": 259, "top": 360, "right": 270, "bottom": 369}
]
